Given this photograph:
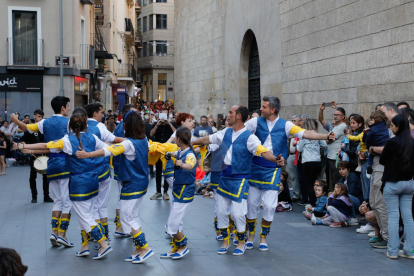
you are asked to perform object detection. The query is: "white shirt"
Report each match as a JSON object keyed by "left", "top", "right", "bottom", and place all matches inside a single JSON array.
[
  {"left": 104, "top": 139, "right": 151, "bottom": 161},
  {"left": 50, "top": 133, "right": 107, "bottom": 155},
  {"left": 169, "top": 130, "right": 198, "bottom": 142},
  {"left": 244, "top": 117, "right": 305, "bottom": 153},
  {"left": 29, "top": 114, "right": 70, "bottom": 135},
  {"left": 88, "top": 118, "right": 116, "bottom": 143},
  {"left": 209, "top": 127, "right": 263, "bottom": 165}
]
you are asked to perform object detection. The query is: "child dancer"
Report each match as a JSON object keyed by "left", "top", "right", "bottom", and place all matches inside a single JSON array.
[
  {"left": 77, "top": 111, "right": 153, "bottom": 264},
  {"left": 160, "top": 127, "right": 197, "bottom": 260},
  {"left": 311, "top": 183, "right": 352, "bottom": 227},
  {"left": 16, "top": 110, "right": 112, "bottom": 259}
]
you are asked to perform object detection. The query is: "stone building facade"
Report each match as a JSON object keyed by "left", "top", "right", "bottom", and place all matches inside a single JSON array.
[{"left": 174, "top": 0, "right": 414, "bottom": 120}]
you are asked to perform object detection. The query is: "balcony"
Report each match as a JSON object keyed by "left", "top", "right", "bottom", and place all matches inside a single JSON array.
[
  {"left": 118, "top": 63, "right": 138, "bottom": 83},
  {"left": 125, "top": 18, "right": 134, "bottom": 36},
  {"left": 7, "top": 38, "right": 44, "bottom": 68},
  {"left": 95, "top": 1, "right": 104, "bottom": 26},
  {"left": 80, "top": 44, "right": 95, "bottom": 71},
  {"left": 80, "top": 0, "right": 95, "bottom": 4},
  {"left": 135, "top": 3, "right": 141, "bottom": 17}
]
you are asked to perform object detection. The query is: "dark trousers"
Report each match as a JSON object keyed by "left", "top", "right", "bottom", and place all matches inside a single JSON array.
[
  {"left": 149, "top": 165, "right": 154, "bottom": 174},
  {"left": 156, "top": 159, "right": 168, "bottom": 194},
  {"left": 327, "top": 159, "right": 341, "bottom": 191},
  {"left": 303, "top": 161, "right": 322, "bottom": 206},
  {"left": 297, "top": 161, "right": 306, "bottom": 202},
  {"left": 30, "top": 156, "right": 49, "bottom": 199}
]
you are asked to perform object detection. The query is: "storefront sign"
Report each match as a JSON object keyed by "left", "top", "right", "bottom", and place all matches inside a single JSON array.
[
  {"left": 55, "top": 56, "right": 70, "bottom": 66},
  {"left": 0, "top": 74, "right": 42, "bottom": 92},
  {"left": 75, "top": 76, "right": 89, "bottom": 95}
]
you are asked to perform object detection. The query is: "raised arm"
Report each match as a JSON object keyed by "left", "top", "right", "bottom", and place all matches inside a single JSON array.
[
  {"left": 192, "top": 136, "right": 211, "bottom": 146},
  {"left": 318, "top": 103, "right": 327, "bottom": 128},
  {"left": 302, "top": 131, "right": 334, "bottom": 141},
  {"left": 10, "top": 114, "right": 29, "bottom": 132}
]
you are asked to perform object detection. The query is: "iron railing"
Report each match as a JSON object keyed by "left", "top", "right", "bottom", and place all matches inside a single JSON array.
[
  {"left": 80, "top": 44, "right": 95, "bottom": 70},
  {"left": 118, "top": 63, "right": 138, "bottom": 82},
  {"left": 7, "top": 38, "right": 43, "bottom": 66}
]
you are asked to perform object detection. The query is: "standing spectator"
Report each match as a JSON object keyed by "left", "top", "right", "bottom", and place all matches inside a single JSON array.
[
  {"left": 287, "top": 115, "right": 302, "bottom": 201},
  {"left": 320, "top": 104, "right": 347, "bottom": 190},
  {"left": 144, "top": 114, "right": 155, "bottom": 178},
  {"left": 216, "top": 114, "right": 225, "bottom": 131},
  {"left": 20, "top": 109, "right": 53, "bottom": 203},
  {"left": 342, "top": 115, "right": 364, "bottom": 173},
  {"left": 300, "top": 114, "right": 310, "bottom": 127},
  {"left": 251, "top": 110, "right": 261, "bottom": 118},
  {"left": 296, "top": 119, "right": 328, "bottom": 206},
  {"left": 149, "top": 109, "right": 177, "bottom": 200},
  {"left": 397, "top": 101, "right": 410, "bottom": 110},
  {"left": 208, "top": 117, "right": 218, "bottom": 133},
  {"left": 194, "top": 116, "right": 213, "bottom": 137},
  {"left": 380, "top": 102, "right": 399, "bottom": 125},
  {"left": 23, "top": 115, "right": 30, "bottom": 124},
  {"left": 399, "top": 108, "right": 414, "bottom": 138},
  {"left": 319, "top": 101, "right": 338, "bottom": 132},
  {"left": 380, "top": 114, "right": 414, "bottom": 259},
  {"left": 0, "top": 132, "right": 6, "bottom": 175}
]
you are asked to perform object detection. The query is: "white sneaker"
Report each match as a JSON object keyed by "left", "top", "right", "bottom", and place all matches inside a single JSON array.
[
  {"left": 347, "top": 218, "right": 359, "bottom": 226},
  {"left": 367, "top": 231, "right": 375, "bottom": 238},
  {"left": 356, "top": 224, "right": 375, "bottom": 234},
  {"left": 355, "top": 166, "right": 362, "bottom": 172}
]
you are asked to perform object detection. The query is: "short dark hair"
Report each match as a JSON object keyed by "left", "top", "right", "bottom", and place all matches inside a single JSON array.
[
  {"left": 281, "top": 170, "right": 288, "bottom": 180},
  {"left": 236, "top": 106, "right": 249, "bottom": 122},
  {"left": 370, "top": 110, "right": 387, "bottom": 123},
  {"left": 397, "top": 101, "right": 410, "bottom": 109},
  {"left": 121, "top": 104, "right": 136, "bottom": 116},
  {"left": 314, "top": 180, "right": 328, "bottom": 195},
  {"left": 24, "top": 114, "right": 30, "bottom": 118},
  {"left": 200, "top": 115, "right": 207, "bottom": 121},
  {"left": 252, "top": 109, "right": 261, "bottom": 116},
  {"left": 217, "top": 114, "right": 224, "bottom": 120},
  {"left": 51, "top": 96, "right": 70, "bottom": 114},
  {"left": 34, "top": 109, "right": 44, "bottom": 117},
  {"left": 124, "top": 112, "right": 145, "bottom": 139},
  {"left": 337, "top": 161, "right": 350, "bottom": 170},
  {"left": 108, "top": 110, "right": 112, "bottom": 113},
  {"left": 0, "top": 248, "right": 28, "bottom": 276},
  {"left": 399, "top": 108, "right": 414, "bottom": 125},
  {"left": 72, "top": 107, "right": 87, "bottom": 118},
  {"left": 85, "top": 103, "right": 103, "bottom": 118},
  {"left": 203, "top": 162, "right": 211, "bottom": 169},
  {"left": 336, "top": 107, "right": 346, "bottom": 116}
]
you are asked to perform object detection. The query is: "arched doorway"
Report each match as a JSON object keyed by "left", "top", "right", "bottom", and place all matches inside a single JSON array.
[{"left": 248, "top": 37, "right": 260, "bottom": 111}]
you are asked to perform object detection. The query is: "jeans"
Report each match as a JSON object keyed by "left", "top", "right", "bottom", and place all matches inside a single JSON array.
[
  {"left": 383, "top": 180, "right": 414, "bottom": 257},
  {"left": 348, "top": 194, "right": 361, "bottom": 218},
  {"left": 360, "top": 160, "right": 370, "bottom": 201},
  {"left": 286, "top": 155, "right": 300, "bottom": 199}
]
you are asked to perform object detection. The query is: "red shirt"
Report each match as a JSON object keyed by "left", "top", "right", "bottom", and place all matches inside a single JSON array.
[{"left": 196, "top": 167, "right": 205, "bottom": 180}]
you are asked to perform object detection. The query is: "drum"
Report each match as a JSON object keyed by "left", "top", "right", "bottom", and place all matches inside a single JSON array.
[{"left": 33, "top": 156, "right": 49, "bottom": 175}]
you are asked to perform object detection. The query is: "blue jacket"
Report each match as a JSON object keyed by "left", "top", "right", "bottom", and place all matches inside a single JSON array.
[
  {"left": 314, "top": 195, "right": 327, "bottom": 213},
  {"left": 365, "top": 122, "right": 389, "bottom": 149},
  {"left": 339, "top": 172, "right": 364, "bottom": 204},
  {"left": 327, "top": 194, "right": 352, "bottom": 219}
]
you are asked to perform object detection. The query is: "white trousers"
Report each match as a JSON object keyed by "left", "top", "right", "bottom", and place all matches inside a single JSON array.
[
  {"left": 92, "top": 177, "right": 111, "bottom": 220},
  {"left": 247, "top": 186, "right": 279, "bottom": 222},
  {"left": 214, "top": 189, "right": 218, "bottom": 218},
  {"left": 72, "top": 198, "right": 97, "bottom": 231},
  {"left": 166, "top": 177, "right": 174, "bottom": 210},
  {"left": 167, "top": 202, "right": 191, "bottom": 235},
  {"left": 120, "top": 197, "right": 144, "bottom": 233},
  {"left": 116, "top": 180, "right": 122, "bottom": 210},
  {"left": 216, "top": 193, "right": 247, "bottom": 232},
  {"left": 50, "top": 178, "right": 72, "bottom": 213}
]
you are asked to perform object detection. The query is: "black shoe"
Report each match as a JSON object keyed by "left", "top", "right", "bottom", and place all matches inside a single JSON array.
[
  {"left": 31, "top": 198, "right": 37, "bottom": 203},
  {"left": 150, "top": 173, "right": 156, "bottom": 178},
  {"left": 44, "top": 196, "right": 54, "bottom": 203}
]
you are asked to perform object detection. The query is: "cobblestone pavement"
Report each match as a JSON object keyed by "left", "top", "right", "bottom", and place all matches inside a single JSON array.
[{"left": 0, "top": 164, "right": 413, "bottom": 276}]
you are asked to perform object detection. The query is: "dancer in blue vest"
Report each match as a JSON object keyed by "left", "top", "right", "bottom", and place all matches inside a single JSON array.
[
  {"left": 77, "top": 111, "right": 154, "bottom": 264},
  {"left": 16, "top": 110, "right": 113, "bottom": 259},
  {"left": 11, "top": 96, "right": 74, "bottom": 248},
  {"left": 160, "top": 127, "right": 197, "bottom": 260},
  {"left": 112, "top": 104, "right": 138, "bottom": 238},
  {"left": 244, "top": 96, "right": 335, "bottom": 251},
  {"left": 85, "top": 103, "right": 124, "bottom": 243},
  {"left": 193, "top": 105, "right": 284, "bottom": 256}
]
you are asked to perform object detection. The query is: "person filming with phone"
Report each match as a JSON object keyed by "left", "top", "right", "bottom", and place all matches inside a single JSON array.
[{"left": 150, "top": 108, "right": 177, "bottom": 200}]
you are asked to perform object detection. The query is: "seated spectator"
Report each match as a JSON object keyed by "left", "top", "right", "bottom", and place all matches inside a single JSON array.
[
  {"left": 379, "top": 114, "right": 414, "bottom": 259},
  {"left": 276, "top": 170, "right": 293, "bottom": 212},
  {"left": 311, "top": 183, "right": 352, "bottom": 227},
  {"left": 359, "top": 201, "right": 380, "bottom": 243},
  {"left": 195, "top": 158, "right": 205, "bottom": 181},
  {"left": 338, "top": 161, "right": 363, "bottom": 226},
  {"left": 304, "top": 180, "right": 328, "bottom": 219},
  {"left": 364, "top": 110, "right": 389, "bottom": 174},
  {"left": 195, "top": 162, "right": 211, "bottom": 194},
  {"left": 0, "top": 247, "right": 28, "bottom": 276}
]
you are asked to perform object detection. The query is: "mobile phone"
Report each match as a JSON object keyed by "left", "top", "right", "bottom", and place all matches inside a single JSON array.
[
  {"left": 159, "top": 113, "right": 167, "bottom": 120},
  {"left": 324, "top": 102, "right": 332, "bottom": 107}
]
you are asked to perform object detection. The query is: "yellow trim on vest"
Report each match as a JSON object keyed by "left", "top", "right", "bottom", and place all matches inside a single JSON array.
[
  {"left": 163, "top": 171, "right": 174, "bottom": 175},
  {"left": 217, "top": 178, "right": 245, "bottom": 198},
  {"left": 70, "top": 190, "right": 99, "bottom": 197},
  {"left": 210, "top": 182, "right": 218, "bottom": 187},
  {"left": 173, "top": 185, "right": 186, "bottom": 199},
  {"left": 121, "top": 188, "right": 148, "bottom": 196},
  {"left": 98, "top": 169, "right": 110, "bottom": 179},
  {"left": 27, "top": 123, "right": 39, "bottom": 133},
  {"left": 183, "top": 196, "right": 194, "bottom": 200},
  {"left": 249, "top": 168, "right": 278, "bottom": 185},
  {"left": 114, "top": 173, "right": 118, "bottom": 177},
  {"left": 47, "top": 172, "right": 70, "bottom": 178}
]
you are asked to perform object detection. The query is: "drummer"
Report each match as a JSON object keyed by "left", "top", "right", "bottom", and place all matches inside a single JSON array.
[{"left": 10, "top": 96, "right": 73, "bottom": 248}]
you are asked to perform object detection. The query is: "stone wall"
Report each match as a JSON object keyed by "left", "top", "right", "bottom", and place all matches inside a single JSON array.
[{"left": 175, "top": 0, "right": 414, "bottom": 120}]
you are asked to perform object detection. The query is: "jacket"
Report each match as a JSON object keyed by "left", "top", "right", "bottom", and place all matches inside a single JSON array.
[
  {"left": 365, "top": 122, "right": 389, "bottom": 149},
  {"left": 327, "top": 194, "right": 352, "bottom": 219},
  {"left": 339, "top": 172, "right": 364, "bottom": 203},
  {"left": 313, "top": 195, "right": 328, "bottom": 214},
  {"left": 341, "top": 130, "right": 362, "bottom": 167}
]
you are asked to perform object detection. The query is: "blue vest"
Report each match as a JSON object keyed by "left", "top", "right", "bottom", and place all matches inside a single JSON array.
[
  {"left": 172, "top": 149, "right": 196, "bottom": 203},
  {"left": 87, "top": 120, "right": 111, "bottom": 181},
  {"left": 65, "top": 133, "right": 99, "bottom": 201},
  {"left": 222, "top": 128, "right": 252, "bottom": 174},
  {"left": 118, "top": 138, "right": 149, "bottom": 200},
  {"left": 112, "top": 121, "right": 124, "bottom": 180},
  {"left": 43, "top": 116, "right": 70, "bottom": 181},
  {"left": 210, "top": 144, "right": 227, "bottom": 172},
  {"left": 163, "top": 159, "right": 175, "bottom": 179}
]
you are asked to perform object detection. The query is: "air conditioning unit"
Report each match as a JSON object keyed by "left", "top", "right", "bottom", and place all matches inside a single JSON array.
[{"left": 45, "top": 61, "right": 50, "bottom": 68}]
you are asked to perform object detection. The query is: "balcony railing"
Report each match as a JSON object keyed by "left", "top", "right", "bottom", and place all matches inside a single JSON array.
[
  {"left": 80, "top": 0, "right": 95, "bottom": 4},
  {"left": 135, "top": 3, "right": 141, "bottom": 16},
  {"left": 7, "top": 38, "right": 43, "bottom": 66},
  {"left": 118, "top": 63, "right": 138, "bottom": 82},
  {"left": 125, "top": 18, "right": 134, "bottom": 35},
  {"left": 95, "top": 2, "right": 104, "bottom": 26},
  {"left": 80, "top": 44, "right": 95, "bottom": 70}
]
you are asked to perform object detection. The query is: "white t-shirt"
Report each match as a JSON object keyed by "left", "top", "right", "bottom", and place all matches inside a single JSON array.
[
  {"left": 49, "top": 133, "right": 107, "bottom": 155},
  {"left": 104, "top": 139, "right": 150, "bottom": 160},
  {"left": 244, "top": 117, "right": 305, "bottom": 153},
  {"left": 208, "top": 127, "right": 262, "bottom": 166},
  {"left": 87, "top": 118, "right": 116, "bottom": 143},
  {"left": 28, "top": 114, "right": 70, "bottom": 134}
]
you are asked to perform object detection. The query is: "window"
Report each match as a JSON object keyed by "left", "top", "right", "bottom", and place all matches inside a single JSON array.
[
  {"left": 136, "top": 0, "right": 142, "bottom": 6},
  {"left": 156, "top": 14, "right": 167, "bottom": 29},
  {"left": 11, "top": 10, "right": 38, "bottom": 65},
  {"left": 156, "top": 0, "right": 167, "bottom": 2},
  {"left": 149, "top": 15, "right": 153, "bottom": 30},
  {"left": 143, "top": 42, "right": 147, "bottom": 57},
  {"left": 138, "top": 48, "right": 141, "bottom": 58},
  {"left": 143, "top": 16, "right": 147, "bottom": 32},
  {"left": 156, "top": 41, "right": 167, "bottom": 55},
  {"left": 143, "top": 0, "right": 147, "bottom": 6},
  {"left": 137, "top": 18, "right": 141, "bottom": 30}
]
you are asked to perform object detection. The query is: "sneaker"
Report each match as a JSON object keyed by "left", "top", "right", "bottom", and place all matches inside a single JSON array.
[
  {"left": 398, "top": 250, "right": 414, "bottom": 260},
  {"left": 150, "top": 193, "right": 162, "bottom": 200},
  {"left": 356, "top": 224, "right": 375, "bottom": 234},
  {"left": 355, "top": 166, "right": 362, "bottom": 172},
  {"left": 31, "top": 198, "right": 37, "bottom": 203},
  {"left": 369, "top": 236, "right": 379, "bottom": 243},
  {"left": 305, "top": 214, "right": 312, "bottom": 220},
  {"left": 367, "top": 231, "right": 376, "bottom": 238},
  {"left": 341, "top": 222, "right": 347, "bottom": 227},
  {"left": 329, "top": 222, "right": 342, "bottom": 228},
  {"left": 163, "top": 193, "right": 170, "bottom": 200},
  {"left": 347, "top": 218, "right": 359, "bottom": 226},
  {"left": 371, "top": 240, "right": 387, "bottom": 249},
  {"left": 386, "top": 252, "right": 398, "bottom": 259}
]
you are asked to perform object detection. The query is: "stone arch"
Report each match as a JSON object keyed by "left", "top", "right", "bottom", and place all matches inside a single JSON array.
[{"left": 240, "top": 29, "right": 261, "bottom": 111}]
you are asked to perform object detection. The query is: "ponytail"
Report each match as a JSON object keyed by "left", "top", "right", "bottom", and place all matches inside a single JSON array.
[
  {"left": 69, "top": 114, "right": 87, "bottom": 149},
  {"left": 175, "top": 127, "right": 197, "bottom": 159}
]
